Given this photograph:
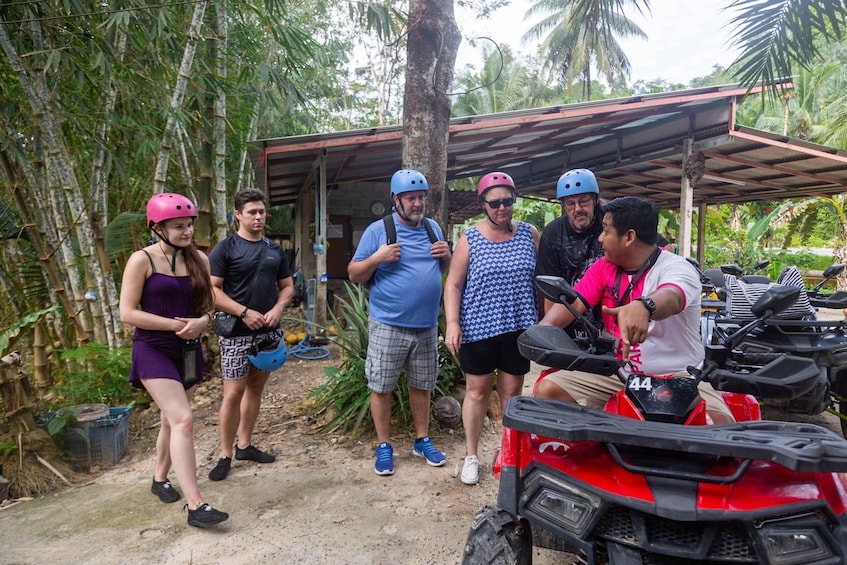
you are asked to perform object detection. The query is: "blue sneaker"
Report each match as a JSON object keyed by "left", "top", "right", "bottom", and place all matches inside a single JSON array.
[
  {"left": 412, "top": 436, "right": 446, "bottom": 467},
  {"left": 374, "top": 442, "right": 394, "bottom": 476}
]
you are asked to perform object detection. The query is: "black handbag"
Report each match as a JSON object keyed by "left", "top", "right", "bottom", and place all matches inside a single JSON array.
[{"left": 213, "top": 312, "right": 239, "bottom": 337}]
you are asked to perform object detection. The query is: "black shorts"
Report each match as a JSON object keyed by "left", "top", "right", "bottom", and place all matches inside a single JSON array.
[{"left": 458, "top": 331, "right": 530, "bottom": 376}]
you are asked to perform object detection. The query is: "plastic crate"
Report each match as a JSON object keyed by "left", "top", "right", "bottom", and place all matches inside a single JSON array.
[{"left": 64, "top": 406, "right": 132, "bottom": 469}]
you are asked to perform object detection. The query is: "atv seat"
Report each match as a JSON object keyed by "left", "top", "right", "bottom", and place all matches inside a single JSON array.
[{"left": 532, "top": 369, "right": 761, "bottom": 422}]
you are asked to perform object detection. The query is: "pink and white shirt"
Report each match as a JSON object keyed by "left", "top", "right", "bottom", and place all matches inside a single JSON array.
[{"left": 575, "top": 251, "right": 703, "bottom": 375}]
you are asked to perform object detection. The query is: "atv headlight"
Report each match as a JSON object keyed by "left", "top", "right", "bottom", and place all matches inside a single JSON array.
[
  {"left": 760, "top": 528, "right": 831, "bottom": 564},
  {"left": 526, "top": 474, "right": 600, "bottom": 535}
]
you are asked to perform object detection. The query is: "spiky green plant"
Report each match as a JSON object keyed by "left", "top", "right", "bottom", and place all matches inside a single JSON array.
[{"left": 307, "top": 282, "right": 460, "bottom": 436}]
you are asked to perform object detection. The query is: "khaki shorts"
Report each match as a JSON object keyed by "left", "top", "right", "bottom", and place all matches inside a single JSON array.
[{"left": 539, "top": 369, "right": 734, "bottom": 421}]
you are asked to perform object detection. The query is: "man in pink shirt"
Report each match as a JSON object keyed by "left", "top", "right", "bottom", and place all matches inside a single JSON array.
[{"left": 535, "top": 196, "right": 733, "bottom": 424}]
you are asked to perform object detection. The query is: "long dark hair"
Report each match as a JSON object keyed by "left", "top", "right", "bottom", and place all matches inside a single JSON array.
[
  {"left": 153, "top": 222, "right": 214, "bottom": 314},
  {"left": 183, "top": 244, "right": 214, "bottom": 314}
]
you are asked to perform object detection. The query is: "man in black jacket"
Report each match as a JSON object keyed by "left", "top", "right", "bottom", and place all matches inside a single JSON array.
[{"left": 535, "top": 168, "right": 604, "bottom": 314}]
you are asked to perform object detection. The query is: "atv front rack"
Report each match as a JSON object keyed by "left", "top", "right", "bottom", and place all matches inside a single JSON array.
[{"left": 504, "top": 396, "right": 847, "bottom": 474}]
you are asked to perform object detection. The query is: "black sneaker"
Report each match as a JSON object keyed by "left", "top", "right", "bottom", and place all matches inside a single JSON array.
[
  {"left": 208, "top": 457, "right": 232, "bottom": 481},
  {"left": 235, "top": 445, "right": 276, "bottom": 463},
  {"left": 185, "top": 503, "right": 229, "bottom": 528},
  {"left": 151, "top": 479, "right": 181, "bottom": 503}
]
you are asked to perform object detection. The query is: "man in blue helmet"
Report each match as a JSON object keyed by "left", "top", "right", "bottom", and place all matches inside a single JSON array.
[
  {"left": 348, "top": 169, "right": 452, "bottom": 476},
  {"left": 535, "top": 168, "right": 605, "bottom": 315}
]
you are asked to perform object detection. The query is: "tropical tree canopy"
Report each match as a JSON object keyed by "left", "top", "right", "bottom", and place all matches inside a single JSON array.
[{"left": 523, "top": 0, "right": 650, "bottom": 99}]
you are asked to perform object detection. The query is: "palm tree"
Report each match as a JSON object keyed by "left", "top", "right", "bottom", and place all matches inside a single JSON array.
[
  {"left": 452, "top": 46, "right": 567, "bottom": 116},
  {"left": 523, "top": 0, "right": 650, "bottom": 99}
]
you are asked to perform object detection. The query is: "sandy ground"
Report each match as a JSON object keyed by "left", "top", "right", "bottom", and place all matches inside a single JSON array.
[
  {"left": 3, "top": 309, "right": 844, "bottom": 564},
  {"left": 1, "top": 346, "right": 523, "bottom": 565}
]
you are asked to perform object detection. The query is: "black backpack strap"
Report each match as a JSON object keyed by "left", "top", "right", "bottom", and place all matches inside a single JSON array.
[
  {"left": 384, "top": 215, "right": 441, "bottom": 245},
  {"left": 422, "top": 218, "right": 440, "bottom": 244},
  {"left": 383, "top": 215, "right": 397, "bottom": 245}
]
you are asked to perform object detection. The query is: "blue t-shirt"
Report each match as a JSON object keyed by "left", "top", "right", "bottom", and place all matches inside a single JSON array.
[{"left": 352, "top": 214, "right": 444, "bottom": 328}]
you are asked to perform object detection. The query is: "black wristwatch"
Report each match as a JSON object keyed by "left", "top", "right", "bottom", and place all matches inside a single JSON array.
[
  {"left": 636, "top": 296, "right": 656, "bottom": 319},
  {"left": 240, "top": 307, "right": 249, "bottom": 319}
]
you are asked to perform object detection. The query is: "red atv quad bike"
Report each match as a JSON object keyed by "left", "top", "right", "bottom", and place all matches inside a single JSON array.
[{"left": 461, "top": 276, "right": 847, "bottom": 564}]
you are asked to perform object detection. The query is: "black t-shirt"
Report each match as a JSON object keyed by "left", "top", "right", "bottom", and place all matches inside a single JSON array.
[
  {"left": 209, "top": 234, "right": 291, "bottom": 334},
  {"left": 535, "top": 209, "right": 605, "bottom": 334},
  {"left": 535, "top": 211, "right": 604, "bottom": 285}
]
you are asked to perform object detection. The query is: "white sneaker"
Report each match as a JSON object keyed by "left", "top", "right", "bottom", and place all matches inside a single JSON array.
[{"left": 461, "top": 455, "right": 479, "bottom": 485}]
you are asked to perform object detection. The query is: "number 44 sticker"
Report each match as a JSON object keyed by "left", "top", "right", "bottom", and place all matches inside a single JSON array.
[{"left": 628, "top": 375, "right": 653, "bottom": 391}]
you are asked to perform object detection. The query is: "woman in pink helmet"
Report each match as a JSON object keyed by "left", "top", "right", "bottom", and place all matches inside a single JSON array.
[
  {"left": 443, "top": 172, "right": 540, "bottom": 485},
  {"left": 118, "top": 193, "right": 228, "bottom": 528}
]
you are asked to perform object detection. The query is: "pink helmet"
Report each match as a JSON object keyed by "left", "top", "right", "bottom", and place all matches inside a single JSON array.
[
  {"left": 146, "top": 193, "right": 197, "bottom": 228},
  {"left": 477, "top": 172, "right": 515, "bottom": 197}
]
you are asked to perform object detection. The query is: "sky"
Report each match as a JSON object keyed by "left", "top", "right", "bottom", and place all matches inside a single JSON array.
[{"left": 454, "top": 0, "right": 742, "bottom": 86}]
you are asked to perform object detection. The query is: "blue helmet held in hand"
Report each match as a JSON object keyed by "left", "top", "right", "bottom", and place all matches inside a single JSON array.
[
  {"left": 247, "top": 335, "right": 287, "bottom": 372},
  {"left": 556, "top": 168, "right": 600, "bottom": 200}
]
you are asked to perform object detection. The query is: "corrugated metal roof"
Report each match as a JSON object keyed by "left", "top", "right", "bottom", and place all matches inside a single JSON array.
[{"left": 251, "top": 83, "right": 847, "bottom": 224}]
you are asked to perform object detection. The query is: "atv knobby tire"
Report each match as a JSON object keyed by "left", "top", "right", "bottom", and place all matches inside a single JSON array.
[{"left": 462, "top": 506, "right": 531, "bottom": 565}]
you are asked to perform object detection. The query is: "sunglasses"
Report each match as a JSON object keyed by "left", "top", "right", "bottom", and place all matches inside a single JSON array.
[{"left": 484, "top": 198, "right": 515, "bottom": 209}]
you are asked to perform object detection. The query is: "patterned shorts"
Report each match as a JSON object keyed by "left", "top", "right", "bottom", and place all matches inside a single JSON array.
[
  {"left": 366, "top": 320, "right": 439, "bottom": 394},
  {"left": 219, "top": 329, "right": 282, "bottom": 380}
]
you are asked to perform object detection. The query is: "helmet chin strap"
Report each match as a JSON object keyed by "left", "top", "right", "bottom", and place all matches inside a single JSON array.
[
  {"left": 154, "top": 228, "right": 188, "bottom": 273},
  {"left": 393, "top": 195, "right": 420, "bottom": 226}
]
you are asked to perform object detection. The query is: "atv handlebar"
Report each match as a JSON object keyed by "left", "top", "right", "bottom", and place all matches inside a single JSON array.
[{"left": 521, "top": 276, "right": 821, "bottom": 401}]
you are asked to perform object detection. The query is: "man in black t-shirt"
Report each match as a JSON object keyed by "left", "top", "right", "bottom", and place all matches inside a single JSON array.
[
  {"left": 207, "top": 188, "right": 294, "bottom": 481},
  {"left": 535, "top": 168, "right": 604, "bottom": 315}
]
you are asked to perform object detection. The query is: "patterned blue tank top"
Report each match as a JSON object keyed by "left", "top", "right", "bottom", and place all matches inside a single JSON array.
[{"left": 460, "top": 221, "right": 538, "bottom": 343}]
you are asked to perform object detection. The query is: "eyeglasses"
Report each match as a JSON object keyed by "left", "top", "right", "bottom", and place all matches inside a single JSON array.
[
  {"left": 484, "top": 198, "right": 515, "bottom": 209},
  {"left": 400, "top": 194, "right": 427, "bottom": 204},
  {"left": 563, "top": 196, "right": 594, "bottom": 211}
]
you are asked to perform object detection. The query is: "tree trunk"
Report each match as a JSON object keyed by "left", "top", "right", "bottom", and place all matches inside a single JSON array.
[
  {"left": 402, "top": 0, "right": 461, "bottom": 229},
  {"left": 214, "top": 0, "right": 228, "bottom": 246},
  {"left": 152, "top": 1, "right": 207, "bottom": 194}
]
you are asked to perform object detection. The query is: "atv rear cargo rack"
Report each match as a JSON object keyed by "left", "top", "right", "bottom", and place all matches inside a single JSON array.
[{"left": 504, "top": 396, "right": 847, "bottom": 474}]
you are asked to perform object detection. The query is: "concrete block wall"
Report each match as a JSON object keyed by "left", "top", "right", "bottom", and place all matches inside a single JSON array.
[{"left": 328, "top": 181, "right": 391, "bottom": 247}]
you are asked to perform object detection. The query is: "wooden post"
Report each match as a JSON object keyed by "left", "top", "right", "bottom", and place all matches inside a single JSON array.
[{"left": 679, "top": 138, "right": 694, "bottom": 258}]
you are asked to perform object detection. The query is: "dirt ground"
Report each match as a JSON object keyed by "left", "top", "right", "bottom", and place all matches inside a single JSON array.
[
  {"left": 0, "top": 344, "right": 520, "bottom": 565},
  {"left": 2, "top": 325, "right": 844, "bottom": 565}
]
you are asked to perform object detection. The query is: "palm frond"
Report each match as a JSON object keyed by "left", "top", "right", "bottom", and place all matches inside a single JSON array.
[{"left": 726, "top": 0, "right": 847, "bottom": 95}]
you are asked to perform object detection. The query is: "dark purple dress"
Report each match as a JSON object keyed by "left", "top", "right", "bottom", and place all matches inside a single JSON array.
[{"left": 129, "top": 253, "right": 203, "bottom": 389}]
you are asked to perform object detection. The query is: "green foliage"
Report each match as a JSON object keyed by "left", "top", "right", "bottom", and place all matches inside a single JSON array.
[
  {"left": 51, "top": 343, "right": 135, "bottom": 407},
  {"left": 308, "top": 283, "right": 461, "bottom": 436},
  {"left": 512, "top": 198, "right": 559, "bottom": 232},
  {"left": 0, "top": 437, "right": 17, "bottom": 457},
  {"left": 0, "top": 305, "right": 61, "bottom": 358},
  {"left": 767, "top": 249, "right": 832, "bottom": 274},
  {"left": 46, "top": 408, "right": 77, "bottom": 438},
  {"left": 307, "top": 283, "right": 374, "bottom": 435},
  {"left": 43, "top": 407, "right": 87, "bottom": 450}
]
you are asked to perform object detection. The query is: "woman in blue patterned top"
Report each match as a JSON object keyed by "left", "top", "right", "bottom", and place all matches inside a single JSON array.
[{"left": 444, "top": 172, "right": 539, "bottom": 485}]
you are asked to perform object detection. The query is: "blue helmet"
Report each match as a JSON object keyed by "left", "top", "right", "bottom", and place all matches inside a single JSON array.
[
  {"left": 390, "top": 169, "right": 428, "bottom": 196},
  {"left": 247, "top": 336, "right": 287, "bottom": 372},
  {"left": 556, "top": 168, "right": 599, "bottom": 200}
]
